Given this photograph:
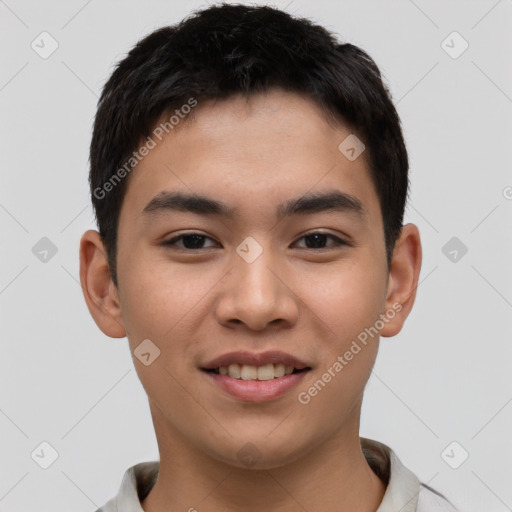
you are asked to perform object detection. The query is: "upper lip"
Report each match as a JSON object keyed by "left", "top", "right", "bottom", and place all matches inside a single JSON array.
[{"left": 202, "top": 350, "right": 310, "bottom": 370}]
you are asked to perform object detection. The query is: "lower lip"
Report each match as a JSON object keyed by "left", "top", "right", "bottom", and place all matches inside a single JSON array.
[{"left": 203, "top": 370, "right": 310, "bottom": 402}]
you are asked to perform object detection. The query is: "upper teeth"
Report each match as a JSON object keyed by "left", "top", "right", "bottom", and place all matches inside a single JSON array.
[{"left": 218, "top": 363, "right": 295, "bottom": 380}]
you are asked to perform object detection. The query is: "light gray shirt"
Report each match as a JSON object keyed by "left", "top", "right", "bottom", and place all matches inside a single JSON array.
[{"left": 96, "top": 438, "right": 458, "bottom": 511}]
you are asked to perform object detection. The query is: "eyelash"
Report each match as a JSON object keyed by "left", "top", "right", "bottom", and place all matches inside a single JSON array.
[{"left": 162, "top": 231, "right": 348, "bottom": 251}]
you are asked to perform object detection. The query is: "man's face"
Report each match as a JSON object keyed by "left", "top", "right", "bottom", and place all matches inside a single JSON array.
[{"left": 114, "top": 89, "right": 392, "bottom": 467}]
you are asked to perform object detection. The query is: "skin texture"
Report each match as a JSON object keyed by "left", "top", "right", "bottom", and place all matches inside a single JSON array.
[{"left": 80, "top": 89, "right": 422, "bottom": 512}]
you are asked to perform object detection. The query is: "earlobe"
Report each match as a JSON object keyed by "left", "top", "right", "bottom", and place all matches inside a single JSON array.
[
  {"left": 380, "top": 223, "right": 422, "bottom": 338},
  {"left": 79, "top": 230, "right": 126, "bottom": 338}
]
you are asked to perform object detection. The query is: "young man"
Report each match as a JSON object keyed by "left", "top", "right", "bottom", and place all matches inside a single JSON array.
[{"left": 80, "top": 3, "right": 458, "bottom": 511}]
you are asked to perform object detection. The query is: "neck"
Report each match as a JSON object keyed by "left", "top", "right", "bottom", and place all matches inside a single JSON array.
[{"left": 142, "top": 404, "right": 386, "bottom": 512}]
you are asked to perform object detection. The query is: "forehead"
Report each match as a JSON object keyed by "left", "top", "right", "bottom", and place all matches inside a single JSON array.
[{"left": 120, "top": 89, "right": 381, "bottom": 228}]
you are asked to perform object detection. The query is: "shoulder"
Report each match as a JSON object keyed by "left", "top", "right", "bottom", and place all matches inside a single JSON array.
[
  {"left": 361, "top": 438, "right": 460, "bottom": 512},
  {"left": 93, "top": 495, "right": 117, "bottom": 512},
  {"left": 417, "top": 483, "right": 459, "bottom": 511},
  {"left": 93, "top": 460, "right": 159, "bottom": 512}
]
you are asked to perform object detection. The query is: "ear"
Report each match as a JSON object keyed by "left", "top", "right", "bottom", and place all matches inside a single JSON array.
[
  {"left": 79, "top": 230, "right": 126, "bottom": 338},
  {"left": 380, "top": 223, "right": 422, "bottom": 337}
]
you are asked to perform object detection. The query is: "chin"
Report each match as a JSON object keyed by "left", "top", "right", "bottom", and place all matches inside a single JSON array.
[{"left": 204, "top": 433, "right": 316, "bottom": 471}]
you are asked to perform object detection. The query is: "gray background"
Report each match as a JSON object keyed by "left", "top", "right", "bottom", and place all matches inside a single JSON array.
[{"left": 1, "top": 0, "right": 511, "bottom": 510}]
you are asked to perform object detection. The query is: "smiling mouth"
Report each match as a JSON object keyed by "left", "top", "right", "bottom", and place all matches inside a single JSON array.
[{"left": 204, "top": 363, "right": 311, "bottom": 381}]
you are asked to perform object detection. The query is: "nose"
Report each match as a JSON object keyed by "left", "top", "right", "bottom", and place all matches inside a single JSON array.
[{"left": 214, "top": 245, "right": 299, "bottom": 332}]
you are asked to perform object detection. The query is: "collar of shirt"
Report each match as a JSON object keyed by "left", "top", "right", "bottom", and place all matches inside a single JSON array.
[{"left": 96, "top": 437, "right": 457, "bottom": 512}]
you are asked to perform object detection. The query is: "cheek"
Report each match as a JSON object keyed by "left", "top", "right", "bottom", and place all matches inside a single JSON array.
[
  {"left": 118, "top": 249, "right": 202, "bottom": 336},
  {"left": 117, "top": 252, "right": 226, "bottom": 374},
  {"left": 294, "top": 259, "right": 386, "bottom": 345},
  {"left": 118, "top": 269, "right": 171, "bottom": 340},
  {"left": 117, "top": 262, "right": 203, "bottom": 401},
  {"left": 292, "top": 266, "right": 385, "bottom": 426}
]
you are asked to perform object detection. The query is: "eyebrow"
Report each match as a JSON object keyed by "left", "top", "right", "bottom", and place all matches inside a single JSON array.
[{"left": 142, "top": 190, "right": 366, "bottom": 220}]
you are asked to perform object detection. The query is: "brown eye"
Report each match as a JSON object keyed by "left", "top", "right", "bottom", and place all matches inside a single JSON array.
[
  {"left": 163, "top": 233, "right": 219, "bottom": 250},
  {"left": 293, "top": 232, "right": 347, "bottom": 250}
]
